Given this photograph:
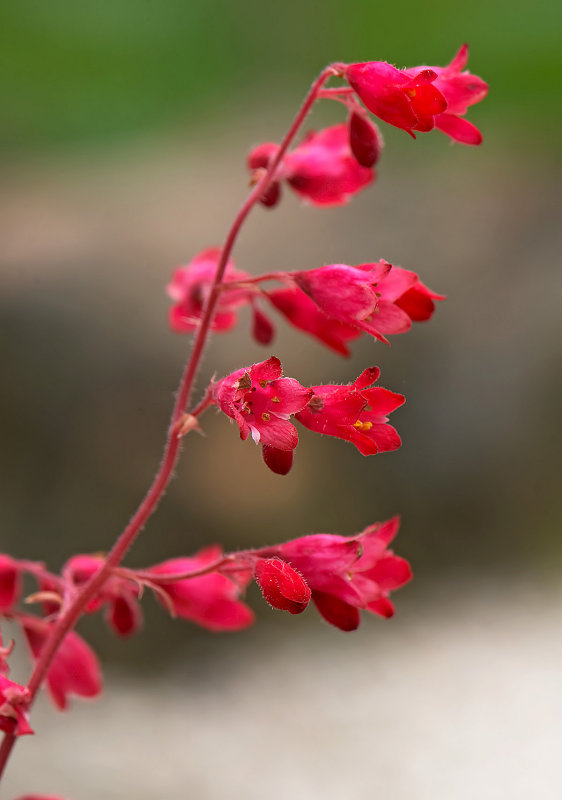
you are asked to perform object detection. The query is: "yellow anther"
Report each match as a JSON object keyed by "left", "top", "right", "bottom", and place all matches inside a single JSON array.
[
  {"left": 261, "top": 412, "right": 271, "bottom": 422},
  {"left": 271, "top": 395, "right": 280, "bottom": 403},
  {"left": 259, "top": 380, "right": 267, "bottom": 388},
  {"left": 353, "top": 420, "right": 373, "bottom": 432}
]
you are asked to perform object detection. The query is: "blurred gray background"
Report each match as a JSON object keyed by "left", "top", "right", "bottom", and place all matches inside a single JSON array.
[{"left": 1, "top": 1, "right": 561, "bottom": 797}]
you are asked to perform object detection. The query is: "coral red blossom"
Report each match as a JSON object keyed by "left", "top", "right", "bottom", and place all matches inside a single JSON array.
[
  {"left": 167, "top": 248, "right": 274, "bottom": 343},
  {"left": 345, "top": 45, "right": 487, "bottom": 142},
  {"left": 290, "top": 260, "right": 444, "bottom": 344},
  {"left": 211, "top": 356, "right": 312, "bottom": 473},
  {"left": 20, "top": 616, "right": 102, "bottom": 710},
  {"left": 147, "top": 546, "right": 255, "bottom": 632},
  {"left": 0, "top": 674, "right": 33, "bottom": 736},
  {"left": 266, "top": 286, "right": 362, "bottom": 357},
  {"left": 295, "top": 366, "right": 404, "bottom": 455},
  {"left": 248, "top": 123, "right": 374, "bottom": 207},
  {"left": 248, "top": 517, "right": 411, "bottom": 630},
  {"left": 61, "top": 554, "right": 142, "bottom": 637},
  {"left": 409, "top": 45, "right": 489, "bottom": 144}
]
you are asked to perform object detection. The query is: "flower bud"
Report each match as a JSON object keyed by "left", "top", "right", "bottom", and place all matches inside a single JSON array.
[
  {"left": 254, "top": 558, "right": 310, "bottom": 614},
  {"left": 348, "top": 112, "right": 382, "bottom": 167}
]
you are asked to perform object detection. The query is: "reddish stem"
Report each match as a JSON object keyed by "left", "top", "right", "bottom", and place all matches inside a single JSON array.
[{"left": 0, "top": 63, "right": 341, "bottom": 781}]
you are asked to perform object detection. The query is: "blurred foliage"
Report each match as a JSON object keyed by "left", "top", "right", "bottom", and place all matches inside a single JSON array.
[{"left": 1, "top": 0, "right": 560, "bottom": 154}]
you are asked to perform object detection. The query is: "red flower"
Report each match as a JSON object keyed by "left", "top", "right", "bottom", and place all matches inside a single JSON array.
[
  {"left": 295, "top": 367, "right": 404, "bottom": 455},
  {"left": 0, "top": 555, "right": 22, "bottom": 613},
  {"left": 346, "top": 46, "right": 487, "bottom": 144},
  {"left": 61, "top": 554, "right": 142, "bottom": 638},
  {"left": 273, "top": 261, "right": 444, "bottom": 346},
  {"left": 410, "top": 45, "right": 489, "bottom": 144},
  {"left": 254, "top": 558, "right": 310, "bottom": 614},
  {"left": 21, "top": 616, "right": 102, "bottom": 711},
  {"left": 167, "top": 248, "right": 275, "bottom": 345},
  {"left": 266, "top": 287, "right": 362, "bottom": 357},
  {"left": 148, "top": 546, "right": 255, "bottom": 632},
  {"left": 345, "top": 61, "right": 447, "bottom": 137},
  {"left": 248, "top": 123, "right": 374, "bottom": 208},
  {"left": 250, "top": 518, "right": 411, "bottom": 630},
  {"left": 0, "top": 674, "right": 33, "bottom": 736},
  {"left": 211, "top": 356, "right": 312, "bottom": 462}
]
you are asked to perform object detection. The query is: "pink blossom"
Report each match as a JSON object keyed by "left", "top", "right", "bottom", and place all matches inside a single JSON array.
[
  {"left": 248, "top": 123, "right": 374, "bottom": 207},
  {"left": 346, "top": 46, "right": 487, "bottom": 143},
  {"left": 345, "top": 61, "right": 447, "bottom": 137},
  {"left": 280, "top": 261, "right": 444, "bottom": 345},
  {"left": 254, "top": 558, "right": 310, "bottom": 614},
  {"left": 266, "top": 287, "right": 362, "bottom": 357},
  {"left": 0, "top": 555, "right": 22, "bottom": 613},
  {"left": 167, "top": 248, "right": 252, "bottom": 334},
  {"left": 21, "top": 616, "right": 102, "bottom": 711},
  {"left": 295, "top": 367, "right": 404, "bottom": 455},
  {"left": 409, "top": 45, "right": 489, "bottom": 144},
  {"left": 61, "top": 554, "right": 142, "bottom": 638},
  {"left": 148, "top": 546, "right": 255, "bottom": 632},
  {"left": 250, "top": 518, "right": 411, "bottom": 630},
  {"left": 0, "top": 674, "right": 33, "bottom": 736},
  {"left": 211, "top": 356, "right": 312, "bottom": 461},
  {"left": 284, "top": 124, "right": 375, "bottom": 205}
]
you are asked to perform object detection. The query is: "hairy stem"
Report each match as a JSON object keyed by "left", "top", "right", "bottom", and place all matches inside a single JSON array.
[{"left": 0, "top": 63, "right": 340, "bottom": 782}]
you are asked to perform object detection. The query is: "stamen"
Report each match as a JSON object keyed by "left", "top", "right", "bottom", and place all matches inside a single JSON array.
[{"left": 353, "top": 420, "right": 373, "bottom": 432}]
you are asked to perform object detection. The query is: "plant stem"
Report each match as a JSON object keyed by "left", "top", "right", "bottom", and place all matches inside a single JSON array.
[{"left": 0, "top": 63, "right": 341, "bottom": 783}]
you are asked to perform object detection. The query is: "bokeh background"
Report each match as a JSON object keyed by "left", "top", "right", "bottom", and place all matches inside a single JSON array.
[{"left": 1, "top": 1, "right": 561, "bottom": 798}]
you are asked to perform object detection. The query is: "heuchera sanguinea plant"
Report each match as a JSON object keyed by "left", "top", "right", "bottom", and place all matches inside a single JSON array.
[{"left": 0, "top": 47, "right": 487, "bottom": 797}]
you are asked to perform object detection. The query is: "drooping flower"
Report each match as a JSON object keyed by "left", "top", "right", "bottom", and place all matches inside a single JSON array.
[
  {"left": 345, "top": 61, "right": 447, "bottom": 137},
  {"left": 61, "top": 555, "right": 142, "bottom": 638},
  {"left": 345, "top": 46, "right": 487, "bottom": 143},
  {"left": 272, "top": 261, "right": 444, "bottom": 346},
  {"left": 0, "top": 674, "right": 33, "bottom": 736},
  {"left": 147, "top": 546, "right": 255, "bottom": 632},
  {"left": 211, "top": 356, "right": 312, "bottom": 469},
  {"left": 21, "top": 616, "right": 102, "bottom": 711},
  {"left": 248, "top": 123, "right": 375, "bottom": 208},
  {"left": 410, "top": 45, "right": 489, "bottom": 144},
  {"left": 254, "top": 558, "right": 310, "bottom": 614},
  {"left": 167, "top": 248, "right": 274, "bottom": 344},
  {"left": 0, "top": 555, "right": 22, "bottom": 613},
  {"left": 266, "top": 287, "right": 362, "bottom": 357},
  {"left": 284, "top": 124, "right": 375, "bottom": 205},
  {"left": 295, "top": 366, "right": 404, "bottom": 455},
  {"left": 247, "top": 517, "right": 411, "bottom": 630}
]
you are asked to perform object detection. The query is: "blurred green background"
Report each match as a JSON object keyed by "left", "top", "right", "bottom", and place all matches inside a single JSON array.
[
  {"left": 1, "top": 2, "right": 561, "bottom": 798},
  {"left": 1, "top": 0, "right": 560, "bottom": 154}
]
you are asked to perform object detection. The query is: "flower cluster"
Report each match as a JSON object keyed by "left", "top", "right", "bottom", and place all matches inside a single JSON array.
[
  {"left": 208, "top": 357, "right": 403, "bottom": 474},
  {"left": 0, "top": 46, "right": 487, "bottom": 794},
  {"left": 168, "top": 257, "right": 444, "bottom": 355},
  {"left": 0, "top": 512, "right": 409, "bottom": 736}
]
